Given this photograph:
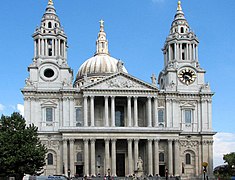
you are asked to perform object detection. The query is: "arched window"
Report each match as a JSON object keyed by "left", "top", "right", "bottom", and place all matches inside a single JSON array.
[
  {"left": 48, "top": 22, "right": 52, "bottom": 28},
  {"left": 159, "top": 152, "right": 165, "bottom": 162},
  {"left": 77, "top": 152, "right": 83, "bottom": 162},
  {"left": 47, "top": 153, "right": 53, "bottom": 165},
  {"left": 186, "top": 153, "right": 191, "bottom": 164}
]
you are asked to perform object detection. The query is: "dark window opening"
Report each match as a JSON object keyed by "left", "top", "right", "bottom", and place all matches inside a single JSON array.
[
  {"left": 47, "top": 153, "right": 53, "bottom": 165},
  {"left": 48, "top": 22, "right": 52, "bottom": 28},
  {"left": 181, "top": 27, "right": 184, "bottom": 33},
  {"left": 159, "top": 152, "right": 164, "bottom": 162},
  {"left": 46, "top": 108, "right": 53, "bottom": 122},
  {"left": 115, "top": 106, "right": 124, "bottom": 127},
  {"left": 186, "top": 153, "right": 191, "bottom": 164},
  {"left": 44, "top": 68, "right": 54, "bottom": 78},
  {"left": 48, "top": 48, "right": 52, "bottom": 56}
]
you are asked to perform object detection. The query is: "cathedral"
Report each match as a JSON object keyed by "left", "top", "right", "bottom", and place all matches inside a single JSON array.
[{"left": 22, "top": 0, "right": 215, "bottom": 179}]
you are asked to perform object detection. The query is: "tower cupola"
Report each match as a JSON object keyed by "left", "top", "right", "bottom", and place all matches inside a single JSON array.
[{"left": 32, "top": 0, "right": 67, "bottom": 62}]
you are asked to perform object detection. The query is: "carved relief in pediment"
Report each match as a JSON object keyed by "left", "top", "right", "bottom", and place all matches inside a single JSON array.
[
  {"left": 180, "top": 140, "right": 199, "bottom": 148},
  {"left": 106, "top": 76, "right": 145, "bottom": 89}
]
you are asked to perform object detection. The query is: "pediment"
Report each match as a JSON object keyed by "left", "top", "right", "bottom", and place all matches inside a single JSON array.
[
  {"left": 180, "top": 101, "right": 195, "bottom": 109},
  {"left": 41, "top": 100, "right": 57, "bottom": 107},
  {"left": 84, "top": 72, "right": 158, "bottom": 91}
]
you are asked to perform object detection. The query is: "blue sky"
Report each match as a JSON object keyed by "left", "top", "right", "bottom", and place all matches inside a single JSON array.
[{"left": 0, "top": 0, "right": 235, "bottom": 167}]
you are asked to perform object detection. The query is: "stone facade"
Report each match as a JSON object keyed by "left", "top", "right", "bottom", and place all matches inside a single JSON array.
[{"left": 22, "top": 1, "right": 215, "bottom": 179}]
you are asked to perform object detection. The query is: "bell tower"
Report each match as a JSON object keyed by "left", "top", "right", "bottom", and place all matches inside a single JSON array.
[
  {"left": 26, "top": 0, "right": 73, "bottom": 89},
  {"left": 158, "top": 1, "right": 210, "bottom": 93}
]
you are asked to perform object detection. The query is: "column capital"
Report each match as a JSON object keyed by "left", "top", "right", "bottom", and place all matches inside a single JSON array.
[
  {"left": 83, "top": 95, "right": 88, "bottom": 98},
  {"left": 154, "top": 138, "right": 160, "bottom": 142},
  {"left": 89, "top": 95, "right": 94, "bottom": 99},
  {"left": 127, "top": 96, "right": 132, "bottom": 99},
  {"left": 127, "top": 138, "right": 133, "bottom": 142},
  {"left": 83, "top": 138, "right": 89, "bottom": 143},
  {"left": 174, "top": 139, "right": 179, "bottom": 143},
  {"left": 90, "top": 138, "right": 96, "bottom": 143},
  {"left": 134, "top": 138, "right": 139, "bottom": 142},
  {"left": 111, "top": 138, "right": 117, "bottom": 143},
  {"left": 147, "top": 96, "right": 152, "bottom": 99},
  {"left": 69, "top": 139, "right": 75, "bottom": 143},
  {"left": 104, "top": 138, "right": 110, "bottom": 142},
  {"left": 104, "top": 95, "right": 109, "bottom": 99},
  {"left": 147, "top": 138, "right": 153, "bottom": 142},
  {"left": 110, "top": 96, "right": 116, "bottom": 99},
  {"left": 168, "top": 139, "right": 173, "bottom": 143},
  {"left": 133, "top": 96, "right": 138, "bottom": 99}
]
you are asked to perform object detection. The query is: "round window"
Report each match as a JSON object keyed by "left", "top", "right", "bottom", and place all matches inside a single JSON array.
[{"left": 44, "top": 68, "right": 55, "bottom": 78}]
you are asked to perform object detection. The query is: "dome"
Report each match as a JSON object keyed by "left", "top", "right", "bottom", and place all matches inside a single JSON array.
[
  {"left": 74, "top": 20, "right": 128, "bottom": 87},
  {"left": 76, "top": 54, "right": 128, "bottom": 79}
]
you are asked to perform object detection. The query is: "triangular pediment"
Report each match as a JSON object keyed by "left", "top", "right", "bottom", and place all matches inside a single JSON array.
[
  {"left": 84, "top": 72, "right": 158, "bottom": 91},
  {"left": 41, "top": 100, "right": 57, "bottom": 107}
]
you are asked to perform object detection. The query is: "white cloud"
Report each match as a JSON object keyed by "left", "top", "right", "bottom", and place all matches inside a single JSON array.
[
  {"left": 213, "top": 132, "right": 235, "bottom": 167},
  {"left": 17, "top": 104, "right": 24, "bottom": 117},
  {"left": 0, "top": 104, "right": 4, "bottom": 111}
]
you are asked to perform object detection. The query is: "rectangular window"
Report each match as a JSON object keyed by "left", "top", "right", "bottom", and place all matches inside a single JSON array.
[
  {"left": 115, "top": 106, "right": 124, "bottom": 127},
  {"left": 46, "top": 108, "right": 53, "bottom": 122},
  {"left": 158, "top": 109, "right": 164, "bottom": 123},
  {"left": 185, "top": 110, "right": 192, "bottom": 124},
  {"left": 76, "top": 107, "right": 83, "bottom": 126}
]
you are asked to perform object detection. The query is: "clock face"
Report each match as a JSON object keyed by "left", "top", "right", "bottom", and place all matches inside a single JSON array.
[{"left": 178, "top": 68, "right": 197, "bottom": 85}]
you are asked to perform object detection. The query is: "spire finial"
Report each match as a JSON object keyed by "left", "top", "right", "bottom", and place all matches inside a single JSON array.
[
  {"left": 48, "top": 0, "right": 54, "bottom": 6},
  {"left": 95, "top": 20, "right": 109, "bottom": 55},
  {"left": 99, "top": 19, "right": 104, "bottom": 32},
  {"left": 177, "top": 1, "right": 182, "bottom": 11}
]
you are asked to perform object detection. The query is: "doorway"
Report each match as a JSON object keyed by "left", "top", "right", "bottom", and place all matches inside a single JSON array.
[
  {"left": 159, "top": 165, "right": 165, "bottom": 177},
  {"left": 76, "top": 165, "right": 83, "bottom": 177},
  {"left": 116, "top": 153, "right": 125, "bottom": 177}
]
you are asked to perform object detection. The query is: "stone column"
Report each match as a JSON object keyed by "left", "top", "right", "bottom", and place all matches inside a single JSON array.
[
  {"left": 90, "top": 139, "right": 96, "bottom": 177},
  {"left": 69, "top": 139, "right": 75, "bottom": 176},
  {"left": 84, "top": 139, "right": 89, "bottom": 176},
  {"left": 55, "top": 39, "right": 58, "bottom": 56},
  {"left": 208, "top": 100, "right": 212, "bottom": 130},
  {"left": 148, "top": 139, "right": 153, "bottom": 176},
  {"left": 34, "top": 40, "right": 37, "bottom": 57},
  {"left": 105, "top": 96, "right": 109, "bottom": 127},
  {"left": 196, "top": 45, "right": 198, "bottom": 61},
  {"left": 134, "top": 139, "right": 139, "bottom": 171},
  {"left": 84, "top": 96, "right": 88, "bottom": 127},
  {"left": 58, "top": 39, "right": 61, "bottom": 56},
  {"left": 90, "top": 96, "right": 95, "bottom": 127},
  {"left": 127, "top": 139, "right": 133, "bottom": 175},
  {"left": 42, "top": 39, "right": 45, "bottom": 56},
  {"left": 168, "top": 139, "right": 173, "bottom": 175},
  {"left": 134, "top": 97, "right": 138, "bottom": 127},
  {"left": 174, "top": 43, "right": 177, "bottom": 60},
  {"left": 111, "top": 96, "right": 115, "bottom": 127},
  {"left": 179, "top": 43, "right": 182, "bottom": 60},
  {"left": 147, "top": 97, "right": 152, "bottom": 127},
  {"left": 127, "top": 96, "right": 132, "bottom": 127},
  {"left": 111, "top": 139, "right": 117, "bottom": 176},
  {"left": 105, "top": 139, "right": 110, "bottom": 173},
  {"left": 154, "top": 97, "right": 158, "bottom": 127},
  {"left": 208, "top": 141, "right": 214, "bottom": 175},
  {"left": 174, "top": 140, "right": 180, "bottom": 176},
  {"left": 38, "top": 39, "right": 41, "bottom": 56},
  {"left": 63, "top": 139, "right": 68, "bottom": 176},
  {"left": 154, "top": 139, "right": 159, "bottom": 176}
]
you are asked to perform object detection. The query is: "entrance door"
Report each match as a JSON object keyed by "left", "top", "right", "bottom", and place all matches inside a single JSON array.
[
  {"left": 116, "top": 154, "right": 125, "bottom": 177},
  {"left": 76, "top": 165, "right": 83, "bottom": 177},
  {"left": 159, "top": 165, "right": 165, "bottom": 177}
]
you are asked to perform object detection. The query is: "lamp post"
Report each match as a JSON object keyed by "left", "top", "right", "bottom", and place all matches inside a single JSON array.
[
  {"left": 165, "top": 168, "right": 168, "bottom": 180},
  {"left": 67, "top": 168, "right": 71, "bottom": 179},
  {"left": 202, "top": 162, "right": 208, "bottom": 180}
]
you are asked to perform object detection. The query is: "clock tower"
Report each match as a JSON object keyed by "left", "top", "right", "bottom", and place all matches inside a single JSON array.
[{"left": 158, "top": 1, "right": 210, "bottom": 93}]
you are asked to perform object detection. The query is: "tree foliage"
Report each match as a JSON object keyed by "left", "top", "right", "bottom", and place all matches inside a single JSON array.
[
  {"left": 224, "top": 152, "right": 235, "bottom": 167},
  {"left": 0, "top": 112, "right": 47, "bottom": 179}
]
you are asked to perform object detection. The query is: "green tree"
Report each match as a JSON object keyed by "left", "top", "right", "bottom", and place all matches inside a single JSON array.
[{"left": 0, "top": 112, "right": 47, "bottom": 180}]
